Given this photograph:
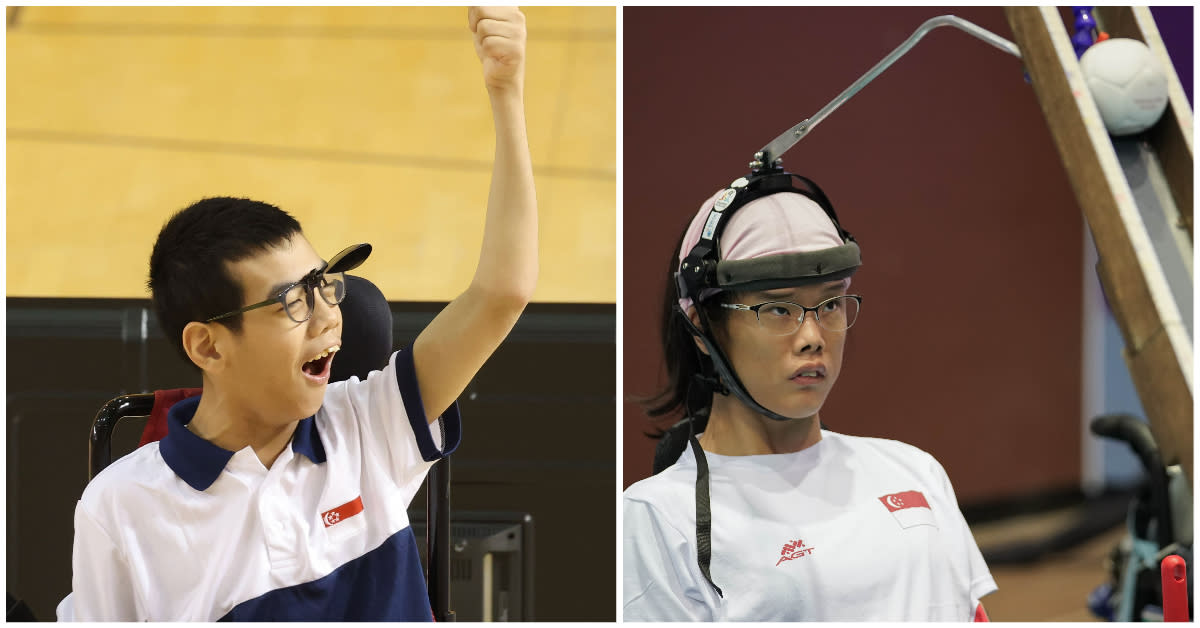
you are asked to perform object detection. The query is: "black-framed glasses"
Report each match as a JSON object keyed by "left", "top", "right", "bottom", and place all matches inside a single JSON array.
[
  {"left": 206, "top": 266, "right": 348, "bottom": 325},
  {"left": 721, "top": 294, "right": 863, "bottom": 335}
]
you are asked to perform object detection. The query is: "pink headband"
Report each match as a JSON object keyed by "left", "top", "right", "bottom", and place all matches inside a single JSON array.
[{"left": 677, "top": 191, "right": 850, "bottom": 312}]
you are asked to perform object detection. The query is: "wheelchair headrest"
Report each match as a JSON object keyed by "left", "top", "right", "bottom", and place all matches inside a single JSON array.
[{"left": 330, "top": 274, "right": 394, "bottom": 383}]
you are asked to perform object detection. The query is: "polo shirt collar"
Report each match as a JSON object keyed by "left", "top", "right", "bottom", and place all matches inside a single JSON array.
[
  {"left": 160, "top": 396, "right": 327, "bottom": 492},
  {"left": 291, "top": 411, "right": 327, "bottom": 465}
]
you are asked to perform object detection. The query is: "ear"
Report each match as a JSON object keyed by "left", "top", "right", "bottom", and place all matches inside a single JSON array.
[
  {"left": 685, "top": 306, "right": 711, "bottom": 356},
  {"left": 182, "top": 321, "right": 225, "bottom": 373}
]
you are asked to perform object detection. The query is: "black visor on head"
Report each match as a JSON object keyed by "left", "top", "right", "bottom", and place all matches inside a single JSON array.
[{"left": 326, "top": 243, "right": 373, "bottom": 274}]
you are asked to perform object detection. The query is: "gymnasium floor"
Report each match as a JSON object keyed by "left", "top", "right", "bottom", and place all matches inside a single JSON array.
[{"left": 973, "top": 506, "right": 1129, "bottom": 621}]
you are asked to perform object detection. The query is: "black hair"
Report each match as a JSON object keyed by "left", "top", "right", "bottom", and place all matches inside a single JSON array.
[{"left": 148, "top": 197, "right": 303, "bottom": 368}]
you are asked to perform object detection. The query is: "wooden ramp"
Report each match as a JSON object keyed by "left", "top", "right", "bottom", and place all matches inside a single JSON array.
[{"left": 1005, "top": 7, "right": 1193, "bottom": 484}]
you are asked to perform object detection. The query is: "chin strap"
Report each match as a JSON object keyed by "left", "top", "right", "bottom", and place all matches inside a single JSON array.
[{"left": 687, "top": 302, "right": 798, "bottom": 422}]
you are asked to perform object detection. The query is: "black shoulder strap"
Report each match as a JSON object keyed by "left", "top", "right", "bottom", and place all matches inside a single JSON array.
[
  {"left": 689, "top": 434, "right": 723, "bottom": 598},
  {"left": 652, "top": 406, "right": 712, "bottom": 475}
]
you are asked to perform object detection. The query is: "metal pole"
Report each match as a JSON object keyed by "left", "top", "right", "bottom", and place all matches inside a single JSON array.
[{"left": 756, "top": 15, "right": 1022, "bottom": 166}]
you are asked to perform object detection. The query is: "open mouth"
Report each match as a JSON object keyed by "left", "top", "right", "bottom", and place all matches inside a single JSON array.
[
  {"left": 302, "top": 346, "right": 339, "bottom": 379},
  {"left": 791, "top": 367, "right": 826, "bottom": 385}
]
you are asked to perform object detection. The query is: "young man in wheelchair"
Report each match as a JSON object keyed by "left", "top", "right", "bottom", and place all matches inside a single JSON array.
[{"left": 59, "top": 7, "right": 535, "bottom": 621}]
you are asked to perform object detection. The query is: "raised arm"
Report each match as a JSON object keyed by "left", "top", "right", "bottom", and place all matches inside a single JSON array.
[{"left": 411, "top": 6, "right": 537, "bottom": 422}]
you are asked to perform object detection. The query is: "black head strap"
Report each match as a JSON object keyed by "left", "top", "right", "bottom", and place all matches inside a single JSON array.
[
  {"left": 673, "top": 168, "right": 857, "bottom": 424},
  {"left": 676, "top": 170, "right": 855, "bottom": 305}
]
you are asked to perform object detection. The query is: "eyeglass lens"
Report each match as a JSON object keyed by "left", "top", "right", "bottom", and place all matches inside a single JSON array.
[
  {"left": 282, "top": 272, "right": 347, "bottom": 323},
  {"left": 756, "top": 296, "right": 859, "bottom": 335}
]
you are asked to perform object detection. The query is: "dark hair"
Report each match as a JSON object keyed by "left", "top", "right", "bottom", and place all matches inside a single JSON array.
[
  {"left": 641, "top": 226, "right": 732, "bottom": 427},
  {"left": 148, "top": 197, "right": 303, "bottom": 367}
]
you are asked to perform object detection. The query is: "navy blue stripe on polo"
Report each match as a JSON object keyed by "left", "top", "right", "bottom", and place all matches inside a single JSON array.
[
  {"left": 160, "top": 396, "right": 324, "bottom": 492},
  {"left": 216, "top": 526, "right": 432, "bottom": 621},
  {"left": 394, "top": 347, "right": 462, "bottom": 460},
  {"left": 290, "top": 410, "right": 327, "bottom": 464}
]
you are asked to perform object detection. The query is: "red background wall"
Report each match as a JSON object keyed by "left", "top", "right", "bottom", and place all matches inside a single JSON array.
[{"left": 622, "top": 7, "right": 1085, "bottom": 504}]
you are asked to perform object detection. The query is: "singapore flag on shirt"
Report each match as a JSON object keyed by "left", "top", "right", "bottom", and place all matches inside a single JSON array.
[{"left": 878, "top": 490, "right": 937, "bottom": 529}]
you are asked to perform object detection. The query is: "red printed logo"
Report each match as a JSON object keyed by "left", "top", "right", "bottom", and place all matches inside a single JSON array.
[
  {"left": 321, "top": 496, "right": 364, "bottom": 527},
  {"left": 878, "top": 490, "right": 936, "bottom": 529},
  {"left": 775, "top": 538, "right": 815, "bottom": 566}
]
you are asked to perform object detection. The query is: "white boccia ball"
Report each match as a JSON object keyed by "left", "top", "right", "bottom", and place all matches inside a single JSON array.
[{"left": 1080, "top": 38, "right": 1170, "bottom": 136}]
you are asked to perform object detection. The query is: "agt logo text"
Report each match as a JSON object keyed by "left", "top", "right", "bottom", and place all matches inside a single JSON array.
[{"left": 775, "top": 538, "right": 815, "bottom": 566}]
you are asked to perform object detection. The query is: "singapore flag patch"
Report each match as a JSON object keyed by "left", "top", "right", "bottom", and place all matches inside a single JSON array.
[
  {"left": 878, "top": 490, "right": 937, "bottom": 529},
  {"left": 321, "top": 496, "right": 364, "bottom": 528}
]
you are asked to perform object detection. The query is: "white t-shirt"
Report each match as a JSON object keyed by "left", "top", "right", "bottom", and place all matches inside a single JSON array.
[
  {"left": 60, "top": 348, "right": 460, "bottom": 621},
  {"left": 623, "top": 430, "right": 996, "bottom": 621}
]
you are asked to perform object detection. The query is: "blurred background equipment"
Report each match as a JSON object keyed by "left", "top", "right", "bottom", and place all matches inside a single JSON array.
[
  {"left": 1082, "top": 414, "right": 1191, "bottom": 621},
  {"left": 7, "top": 6, "right": 615, "bottom": 621},
  {"left": 410, "top": 512, "right": 535, "bottom": 622}
]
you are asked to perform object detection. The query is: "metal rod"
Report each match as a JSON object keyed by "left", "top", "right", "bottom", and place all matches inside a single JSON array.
[{"left": 757, "top": 15, "right": 1022, "bottom": 165}]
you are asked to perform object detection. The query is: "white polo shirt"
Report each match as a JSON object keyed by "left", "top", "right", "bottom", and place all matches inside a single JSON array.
[
  {"left": 62, "top": 348, "right": 461, "bottom": 621},
  {"left": 623, "top": 430, "right": 996, "bottom": 621}
]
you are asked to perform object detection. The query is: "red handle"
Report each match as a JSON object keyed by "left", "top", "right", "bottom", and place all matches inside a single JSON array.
[{"left": 1161, "top": 554, "right": 1189, "bottom": 622}]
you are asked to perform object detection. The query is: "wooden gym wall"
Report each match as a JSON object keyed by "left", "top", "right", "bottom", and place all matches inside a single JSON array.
[{"left": 7, "top": 6, "right": 616, "bottom": 304}]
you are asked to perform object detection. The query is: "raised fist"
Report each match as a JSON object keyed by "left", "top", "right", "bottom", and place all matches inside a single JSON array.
[{"left": 469, "top": 6, "right": 526, "bottom": 90}]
